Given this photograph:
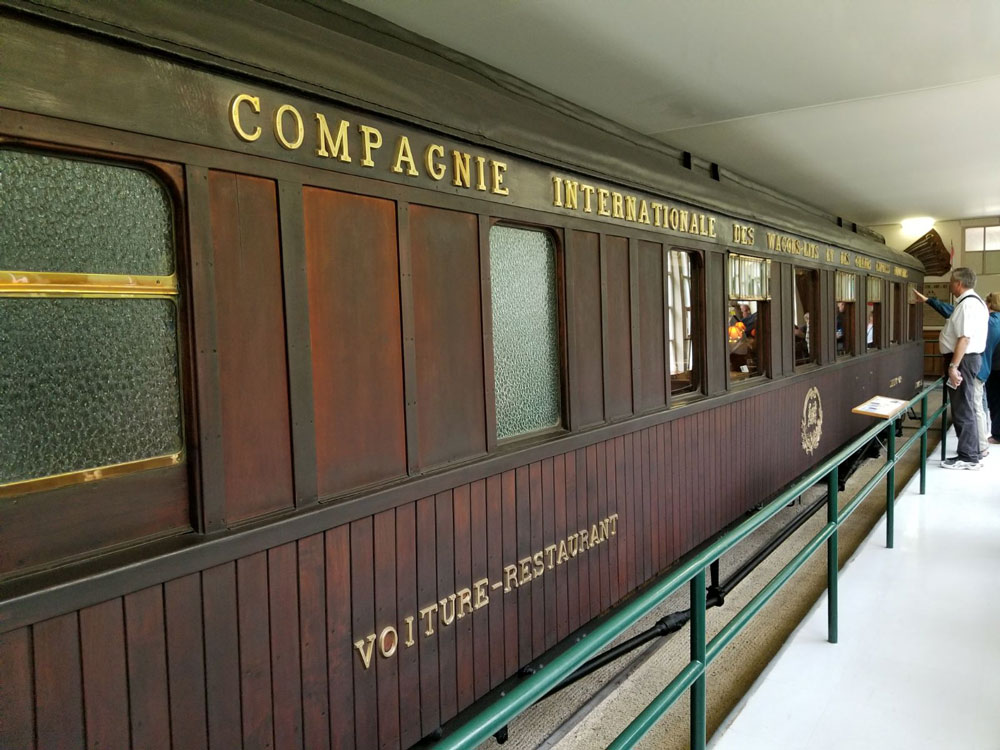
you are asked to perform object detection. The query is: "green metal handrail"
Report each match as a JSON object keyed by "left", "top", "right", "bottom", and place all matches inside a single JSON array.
[{"left": 433, "top": 380, "right": 945, "bottom": 750}]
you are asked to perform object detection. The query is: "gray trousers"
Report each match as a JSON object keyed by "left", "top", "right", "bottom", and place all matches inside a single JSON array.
[{"left": 946, "top": 353, "right": 983, "bottom": 461}]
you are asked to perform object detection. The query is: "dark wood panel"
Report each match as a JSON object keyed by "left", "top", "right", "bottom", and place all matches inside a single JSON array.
[
  {"left": 604, "top": 235, "right": 634, "bottom": 419},
  {"left": 124, "top": 586, "right": 171, "bottom": 750},
  {"left": 638, "top": 241, "right": 667, "bottom": 411},
  {"left": 574, "top": 449, "right": 591, "bottom": 624},
  {"left": 410, "top": 204, "right": 487, "bottom": 469},
  {"left": 202, "top": 563, "right": 242, "bottom": 750},
  {"left": 373, "top": 510, "right": 401, "bottom": 750},
  {"left": 268, "top": 543, "right": 304, "bottom": 750},
  {"left": 435, "top": 491, "right": 458, "bottom": 723},
  {"left": 165, "top": 574, "right": 209, "bottom": 750},
  {"left": 0, "top": 466, "right": 189, "bottom": 577},
  {"left": 33, "top": 614, "right": 84, "bottom": 750},
  {"left": 648, "top": 428, "right": 660, "bottom": 575},
  {"left": 325, "top": 525, "right": 355, "bottom": 750},
  {"left": 567, "top": 230, "right": 605, "bottom": 428},
  {"left": 415, "top": 496, "right": 440, "bottom": 735},
  {"left": 298, "top": 535, "right": 331, "bottom": 750},
  {"left": 303, "top": 187, "right": 406, "bottom": 496},
  {"left": 514, "top": 467, "right": 532, "bottom": 665},
  {"left": 614, "top": 436, "right": 628, "bottom": 600},
  {"left": 236, "top": 552, "right": 275, "bottom": 750},
  {"left": 585, "top": 446, "right": 600, "bottom": 620},
  {"left": 394, "top": 504, "right": 421, "bottom": 749},
  {"left": 452, "top": 486, "right": 474, "bottom": 711},
  {"left": 0, "top": 627, "right": 34, "bottom": 750},
  {"left": 529, "top": 462, "right": 545, "bottom": 658},
  {"left": 350, "top": 519, "right": 378, "bottom": 750},
  {"left": 596, "top": 442, "right": 611, "bottom": 612},
  {"left": 80, "top": 600, "right": 130, "bottom": 750},
  {"left": 564, "top": 454, "right": 580, "bottom": 633},
  {"left": 209, "top": 171, "right": 294, "bottom": 522}
]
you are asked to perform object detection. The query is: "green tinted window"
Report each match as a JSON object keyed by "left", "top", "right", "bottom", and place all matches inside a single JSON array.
[
  {"left": 489, "top": 226, "right": 562, "bottom": 440},
  {"left": 0, "top": 149, "right": 173, "bottom": 275}
]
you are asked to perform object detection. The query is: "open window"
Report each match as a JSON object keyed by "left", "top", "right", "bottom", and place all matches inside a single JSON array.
[
  {"left": 668, "top": 248, "right": 701, "bottom": 396},
  {"left": 793, "top": 267, "right": 819, "bottom": 367},
  {"left": 727, "top": 254, "right": 770, "bottom": 383},
  {"left": 835, "top": 271, "right": 857, "bottom": 358},
  {"left": 866, "top": 276, "right": 883, "bottom": 351}
]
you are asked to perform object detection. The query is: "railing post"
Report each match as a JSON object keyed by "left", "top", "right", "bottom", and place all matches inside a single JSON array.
[
  {"left": 827, "top": 467, "right": 839, "bottom": 644},
  {"left": 690, "top": 569, "right": 707, "bottom": 750},
  {"left": 920, "top": 392, "right": 928, "bottom": 495},
  {"left": 941, "top": 382, "right": 949, "bottom": 461},
  {"left": 886, "top": 419, "right": 896, "bottom": 549}
]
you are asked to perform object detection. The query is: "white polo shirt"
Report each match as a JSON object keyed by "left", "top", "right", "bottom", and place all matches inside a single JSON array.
[{"left": 939, "top": 289, "right": 988, "bottom": 354}]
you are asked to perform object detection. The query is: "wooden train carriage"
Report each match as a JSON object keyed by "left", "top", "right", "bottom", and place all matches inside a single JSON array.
[{"left": 0, "top": 3, "right": 925, "bottom": 749}]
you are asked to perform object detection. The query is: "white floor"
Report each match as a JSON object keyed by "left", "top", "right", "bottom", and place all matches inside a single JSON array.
[{"left": 711, "top": 430, "right": 1000, "bottom": 750}]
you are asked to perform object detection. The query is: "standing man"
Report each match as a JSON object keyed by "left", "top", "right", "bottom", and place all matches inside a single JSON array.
[{"left": 925, "top": 268, "right": 989, "bottom": 469}]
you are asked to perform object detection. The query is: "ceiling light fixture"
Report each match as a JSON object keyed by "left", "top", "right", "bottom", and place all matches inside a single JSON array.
[{"left": 900, "top": 217, "right": 934, "bottom": 237}]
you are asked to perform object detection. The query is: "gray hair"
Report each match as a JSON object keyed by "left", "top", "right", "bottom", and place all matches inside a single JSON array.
[{"left": 951, "top": 267, "right": 977, "bottom": 289}]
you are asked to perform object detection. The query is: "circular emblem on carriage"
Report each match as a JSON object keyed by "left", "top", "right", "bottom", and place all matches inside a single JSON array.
[{"left": 801, "top": 387, "right": 823, "bottom": 455}]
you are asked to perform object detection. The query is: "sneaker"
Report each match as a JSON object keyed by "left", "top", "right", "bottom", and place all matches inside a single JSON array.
[{"left": 941, "top": 457, "right": 982, "bottom": 470}]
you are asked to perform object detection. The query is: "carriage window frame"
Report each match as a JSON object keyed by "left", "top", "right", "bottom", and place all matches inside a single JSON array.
[
  {"left": 835, "top": 271, "right": 857, "bottom": 359},
  {"left": 907, "top": 282, "right": 919, "bottom": 342},
  {"left": 0, "top": 146, "right": 186, "bottom": 500},
  {"left": 792, "top": 266, "right": 819, "bottom": 369},
  {"left": 667, "top": 247, "right": 702, "bottom": 399},
  {"left": 487, "top": 221, "right": 566, "bottom": 444},
  {"left": 727, "top": 253, "right": 771, "bottom": 385},
  {"left": 866, "top": 276, "right": 883, "bottom": 351}
]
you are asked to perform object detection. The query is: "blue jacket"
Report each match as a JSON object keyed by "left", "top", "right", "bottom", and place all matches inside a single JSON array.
[{"left": 927, "top": 297, "right": 1000, "bottom": 380}]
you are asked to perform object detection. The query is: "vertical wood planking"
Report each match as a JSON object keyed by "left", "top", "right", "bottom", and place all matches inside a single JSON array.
[
  {"left": 486, "top": 475, "right": 506, "bottom": 688},
  {"left": 541, "top": 459, "right": 558, "bottom": 650},
  {"left": 165, "top": 574, "right": 209, "bottom": 750},
  {"left": 574, "top": 449, "right": 591, "bottom": 623},
  {"left": 554, "top": 455, "right": 570, "bottom": 641},
  {"left": 297, "top": 534, "right": 331, "bottom": 750},
  {"left": 500, "top": 471, "right": 519, "bottom": 677},
  {"left": 586, "top": 445, "right": 600, "bottom": 619},
  {"left": 373, "top": 510, "right": 400, "bottom": 750},
  {"left": 529, "top": 462, "right": 545, "bottom": 657},
  {"left": 237, "top": 552, "right": 275, "bottom": 750},
  {"left": 325, "top": 525, "right": 355, "bottom": 750},
  {"left": 0, "top": 627, "right": 34, "bottom": 750},
  {"left": 642, "top": 429, "right": 653, "bottom": 582},
  {"left": 80, "top": 599, "right": 131, "bottom": 749},
  {"left": 597, "top": 442, "right": 611, "bottom": 611},
  {"left": 124, "top": 586, "right": 171, "bottom": 750},
  {"left": 350, "top": 519, "right": 377, "bottom": 750},
  {"left": 629, "top": 238, "right": 642, "bottom": 414},
  {"left": 415, "top": 496, "right": 440, "bottom": 736},
  {"left": 658, "top": 423, "right": 671, "bottom": 568},
  {"left": 649, "top": 427, "right": 660, "bottom": 573},
  {"left": 397, "top": 203, "right": 421, "bottom": 476},
  {"left": 469, "top": 480, "right": 491, "bottom": 700},
  {"left": 33, "top": 614, "right": 85, "bottom": 750},
  {"left": 268, "top": 543, "right": 304, "bottom": 750},
  {"left": 564, "top": 455, "right": 580, "bottom": 633},
  {"left": 202, "top": 563, "right": 242, "bottom": 750},
  {"left": 395, "top": 505, "right": 421, "bottom": 750},
  {"left": 515, "top": 468, "right": 532, "bottom": 665},
  {"left": 435, "top": 492, "right": 458, "bottom": 722},
  {"left": 452, "top": 486, "right": 475, "bottom": 712},
  {"left": 623, "top": 434, "right": 635, "bottom": 593},
  {"left": 615, "top": 436, "right": 628, "bottom": 598}
]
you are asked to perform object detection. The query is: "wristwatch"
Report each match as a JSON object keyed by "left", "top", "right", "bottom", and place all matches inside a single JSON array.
[{"left": 948, "top": 364, "right": 958, "bottom": 370}]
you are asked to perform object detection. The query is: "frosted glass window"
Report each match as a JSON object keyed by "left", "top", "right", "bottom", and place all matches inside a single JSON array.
[
  {"left": 0, "top": 149, "right": 173, "bottom": 275},
  {"left": 489, "top": 226, "right": 562, "bottom": 440},
  {"left": 0, "top": 298, "right": 183, "bottom": 484},
  {"left": 986, "top": 226, "right": 1000, "bottom": 251},
  {"left": 965, "top": 227, "right": 984, "bottom": 252}
]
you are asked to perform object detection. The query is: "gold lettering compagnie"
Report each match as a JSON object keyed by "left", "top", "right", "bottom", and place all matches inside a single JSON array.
[
  {"left": 352, "top": 513, "right": 619, "bottom": 669},
  {"left": 229, "top": 93, "right": 510, "bottom": 196},
  {"left": 552, "top": 175, "right": 717, "bottom": 239}
]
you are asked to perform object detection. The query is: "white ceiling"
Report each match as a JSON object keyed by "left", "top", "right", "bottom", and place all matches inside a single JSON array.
[{"left": 345, "top": 0, "right": 1000, "bottom": 227}]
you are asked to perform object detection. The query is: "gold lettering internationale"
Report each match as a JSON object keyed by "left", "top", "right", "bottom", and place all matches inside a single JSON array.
[{"left": 353, "top": 512, "right": 620, "bottom": 668}]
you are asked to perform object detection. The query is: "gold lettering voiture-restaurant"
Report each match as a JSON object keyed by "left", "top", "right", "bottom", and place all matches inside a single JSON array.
[
  {"left": 228, "top": 93, "right": 511, "bottom": 196},
  {"left": 551, "top": 174, "right": 717, "bottom": 239},
  {"left": 352, "top": 513, "right": 620, "bottom": 669}
]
